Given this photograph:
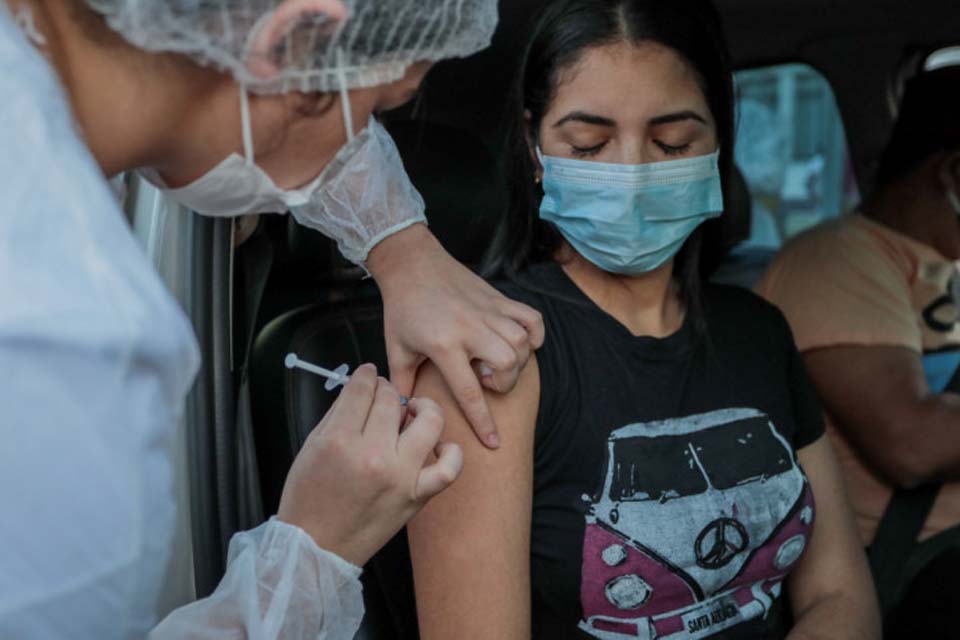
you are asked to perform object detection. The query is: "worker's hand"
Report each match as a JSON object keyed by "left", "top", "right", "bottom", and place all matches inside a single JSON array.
[
  {"left": 278, "top": 364, "right": 461, "bottom": 566},
  {"left": 366, "top": 223, "right": 545, "bottom": 449}
]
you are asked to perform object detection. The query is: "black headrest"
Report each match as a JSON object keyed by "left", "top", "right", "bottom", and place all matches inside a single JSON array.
[{"left": 281, "top": 120, "right": 506, "bottom": 279}]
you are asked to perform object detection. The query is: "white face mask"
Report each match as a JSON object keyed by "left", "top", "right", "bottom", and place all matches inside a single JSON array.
[
  {"left": 137, "top": 53, "right": 428, "bottom": 267},
  {"left": 141, "top": 54, "right": 360, "bottom": 218}
]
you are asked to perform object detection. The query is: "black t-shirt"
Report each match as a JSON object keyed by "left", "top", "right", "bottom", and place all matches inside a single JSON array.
[{"left": 495, "top": 262, "right": 825, "bottom": 640}]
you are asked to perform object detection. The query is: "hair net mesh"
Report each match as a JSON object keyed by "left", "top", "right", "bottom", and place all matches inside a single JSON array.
[{"left": 83, "top": 0, "right": 498, "bottom": 94}]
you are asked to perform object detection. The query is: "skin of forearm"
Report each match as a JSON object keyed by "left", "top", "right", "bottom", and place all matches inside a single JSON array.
[
  {"left": 879, "top": 392, "right": 960, "bottom": 486},
  {"left": 365, "top": 222, "right": 434, "bottom": 284},
  {"left": 787, "top": 592, "right": 881, "bottom": 640}
]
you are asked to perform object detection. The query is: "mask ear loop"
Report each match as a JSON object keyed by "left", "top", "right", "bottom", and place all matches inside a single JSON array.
[
  {"left": 239, "top": 85, "right": 256, "bottom": 166},
  {"left": 335, "top": 47, "right": 354, "bottom": 143},
  {"left": 948, "top": 188, "right": 960, "bottom": 216},
  {"left": 13, "top": 5, "right": 47, "bottom": 46}
]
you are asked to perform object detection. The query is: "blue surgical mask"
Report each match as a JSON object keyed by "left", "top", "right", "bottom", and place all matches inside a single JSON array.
[{"left": 538, "top": 149, "right": 724, "bottom": 274}]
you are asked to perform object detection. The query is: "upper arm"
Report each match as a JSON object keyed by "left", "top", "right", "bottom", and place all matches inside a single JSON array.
[
  {"left": 408, "top": 357, "right": 540, "bottom": 640},
  {"left": 757, "top": 228, "right": 920, "bottom": 355},
  {"left": 786, "top": 436, "right": 880, "bottom": 633}
]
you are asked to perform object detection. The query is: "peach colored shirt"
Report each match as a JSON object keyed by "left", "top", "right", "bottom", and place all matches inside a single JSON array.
[{"left": 757, "top": 213, "right": 960, "bottom": 545}]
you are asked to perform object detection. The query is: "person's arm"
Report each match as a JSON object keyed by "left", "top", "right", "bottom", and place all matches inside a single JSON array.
[
  {"left": 407, "top": 357, "right": 540, "bottom": 640},
  {"left": 152, "top": 366, "right": 463, "bottom": 639},
  {"left": 804, "top": 346, "right": 960, "bottom": 488},
  {"left": 786, "top": 436, "right": 881, "bottom": 640},
  {"left": 290, "top": 114, "right": 544, "bottom": 448},
  {"left": 368, "top": 224, "right": 545, "bottom": 449}
]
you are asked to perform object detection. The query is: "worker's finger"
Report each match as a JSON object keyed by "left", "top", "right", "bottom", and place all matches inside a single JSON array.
[
  {"left": 323, "top": 363, "right": 378, "bottom": 435},
  {"left": 496, "top": 298, "right": 545, "bottom": 350},
  {"left": 485, "top": 315, "right": 531, "bottom": 365},
  {"left": 432, "top": 351, "right": 500, "bottom": 449},
  {"left": 466, "top": 326, "right": 520, "bottom": 375},
  {"left": 363, "top": 377, "right": 404, "bottom": 446},
  {"left": 387, "top": 343, "right": 422, "bottom": 400},
  {"left": 415, "top": 441, "right": 464, "bottom": 502},
  {"left": 481, "top": 316, "right": 529, "bottom": 393},
  {"left": 399, "top": 396, "right": 445, "bottom": 461}
]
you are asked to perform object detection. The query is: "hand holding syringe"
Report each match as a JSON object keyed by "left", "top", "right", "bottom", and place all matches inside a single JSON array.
[{"left": 285, "top": 353, "right": 409, "bottom": 406}]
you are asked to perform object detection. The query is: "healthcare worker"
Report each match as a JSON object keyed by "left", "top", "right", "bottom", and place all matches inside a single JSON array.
[{"left": 0, "top": 0, "right": 544, "bottom": 638}]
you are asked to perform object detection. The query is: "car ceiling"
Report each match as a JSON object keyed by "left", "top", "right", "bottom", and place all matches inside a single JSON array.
[{"left": 392, "top": 0, "right": 958, "bottom": 192}]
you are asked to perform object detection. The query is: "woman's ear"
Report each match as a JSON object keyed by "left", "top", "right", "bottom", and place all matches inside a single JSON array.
[
  {"left": 524, "top": 109, "right": 543, "bottom": 182},
  {"left": 245, "top": 0, "right": 349, "bottom": 81}
]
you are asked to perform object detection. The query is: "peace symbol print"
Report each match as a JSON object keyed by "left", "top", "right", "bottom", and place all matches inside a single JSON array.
[{"left": 694, "top": 518, "right": 749, "bottom": 569}]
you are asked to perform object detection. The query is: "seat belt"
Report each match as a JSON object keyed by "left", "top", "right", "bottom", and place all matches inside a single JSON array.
[
  {"left": 868, "top": 360, "right": 960, "bottom": 616},
  {"left": 868, "top": 483, "right": 941, "bottom": 615},
  {"left": 233, "top": 224, "right": 274, "bottom": 532}
]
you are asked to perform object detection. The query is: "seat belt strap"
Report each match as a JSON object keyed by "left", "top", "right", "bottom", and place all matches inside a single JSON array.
[
  {"left": 869, "top": 357, "right": 960, "bottom": 616},
  {"left": 869, "top": 483, "right": 941, "bottom": 615}
]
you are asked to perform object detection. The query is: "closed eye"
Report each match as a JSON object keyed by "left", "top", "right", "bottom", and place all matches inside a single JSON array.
[
  {"left": 571, "top": 141, "right": 608, "bottom": 158},
  {"left": 655, "top": 141, "right": 692, "bottom": 156}
]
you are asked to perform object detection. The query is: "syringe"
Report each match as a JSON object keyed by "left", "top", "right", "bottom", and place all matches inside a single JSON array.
[{"left": 284, "top": 353, "right": 409, "bottom": 406}]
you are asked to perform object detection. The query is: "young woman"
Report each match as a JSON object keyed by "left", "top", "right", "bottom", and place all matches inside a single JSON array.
[{"left": 409, "top": 1, "right": 880, "bottom": 638}]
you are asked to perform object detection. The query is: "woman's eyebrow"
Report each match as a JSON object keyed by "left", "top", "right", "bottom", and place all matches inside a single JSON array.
[
  {"left": 649, "top": 110, "right": 708, "bottom": 126},
  {"left": 553, "top": 110, "right": 616, "bottom": 128}
]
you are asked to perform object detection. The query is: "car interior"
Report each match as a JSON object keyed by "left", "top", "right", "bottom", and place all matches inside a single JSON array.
[{"left": 162, "top": 1, "right": 960, "bottom": 637}]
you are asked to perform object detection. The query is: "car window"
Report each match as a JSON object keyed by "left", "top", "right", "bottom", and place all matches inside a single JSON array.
[
  {"left": 691, "top": 417, "right": 793, "bottom": 491},
  {"left": 610, "top": 435, "right": 709, "bottom": 502},
  {"left": 733, "top": 63, "right": 859, "bottom": 251}
]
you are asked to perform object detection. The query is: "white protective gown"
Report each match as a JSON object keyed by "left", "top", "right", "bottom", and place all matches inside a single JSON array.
[{"left": 0, "top": 7, "right": 363, "bottom": 639}]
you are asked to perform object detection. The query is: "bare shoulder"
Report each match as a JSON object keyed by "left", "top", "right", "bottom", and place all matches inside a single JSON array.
[{"left": 413, "top": 357, "right": 541, "bottom": 453}]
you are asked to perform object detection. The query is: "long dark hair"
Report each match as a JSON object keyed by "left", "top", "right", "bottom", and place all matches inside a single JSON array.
[{"left": 483, "top": 0, "right": 735, "bottom": 322}]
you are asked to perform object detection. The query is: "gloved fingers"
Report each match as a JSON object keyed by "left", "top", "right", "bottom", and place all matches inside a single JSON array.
[
  {"left": 415, "top": 441, "right": 464, "bottom": 502},
  {"left": 323, "top": 362, "right": 378, "bottom": 435},
  {"left": 496, "top": 298, "right": 545, "bottom": 350},
  {"left": 466, "top": 325, "right": 521, "bottom": 374},
  {"left": 399, "top": 396, "right": 446, "bottom": 462},
  {"left": 431, "top": 350, "right": 500, "bottom": 449},
  {"left": 479, "top": 315, "right": 529, "bottom": 393},
  {"left": 386, "top": 343, "right": 423, "bottom": 400},
  {"left": 362, "top": 377, "right": 405, "bottom": 446}
]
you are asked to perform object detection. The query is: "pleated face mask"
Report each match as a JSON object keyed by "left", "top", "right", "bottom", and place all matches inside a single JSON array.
[
  {"left": 538, "top": 149, "right": 724, "bottom": 275},
  {"left": 139, "top": 57, "right": 361, "bottom": 218}
]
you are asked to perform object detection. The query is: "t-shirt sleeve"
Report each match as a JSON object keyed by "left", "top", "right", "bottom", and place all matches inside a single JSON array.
[
  {"left": 785, "top": 328, "right": 827, "bottom": 450},
  {"left": 756, "top": 222, "right": 921, "bottom": 354}
]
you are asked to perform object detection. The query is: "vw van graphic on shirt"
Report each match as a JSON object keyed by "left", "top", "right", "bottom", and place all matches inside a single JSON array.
[{"left": 579, "top": 408, "right": 814, "bottom": 640}]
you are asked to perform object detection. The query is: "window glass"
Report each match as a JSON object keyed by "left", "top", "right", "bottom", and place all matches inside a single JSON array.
[{"left": 733, "top": 63, "right": 859, "bottom": 251}]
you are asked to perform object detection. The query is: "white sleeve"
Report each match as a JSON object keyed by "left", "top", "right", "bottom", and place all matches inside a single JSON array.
[
  {"left": 150, "top": 518, "right": 365, "bottom": 640},
  {"left": 290, "top": 117, "right": 427, "bottom": 267}
]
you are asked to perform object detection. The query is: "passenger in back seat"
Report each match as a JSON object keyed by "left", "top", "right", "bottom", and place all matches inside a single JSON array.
[
  {"left": 757, "top": 66, "right": 960, "bottom": 636},
  {"left": 408, "top": 1, "right": 879, "bottom": 638}
]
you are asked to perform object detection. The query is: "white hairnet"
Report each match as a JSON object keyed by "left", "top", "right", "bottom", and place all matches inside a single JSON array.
[{"left": 83, "top": 0, "right": 498, "bottom": 94}]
